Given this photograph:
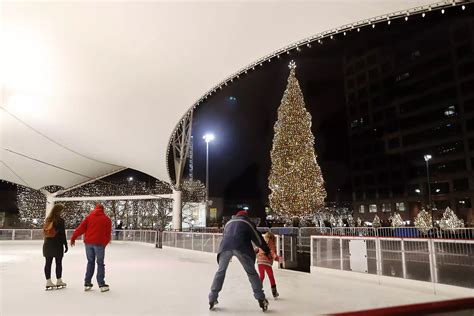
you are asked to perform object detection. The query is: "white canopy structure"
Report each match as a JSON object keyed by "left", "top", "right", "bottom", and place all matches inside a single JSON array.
[{"left": 1, "top": 0, "right": 449, "bottom": 190}]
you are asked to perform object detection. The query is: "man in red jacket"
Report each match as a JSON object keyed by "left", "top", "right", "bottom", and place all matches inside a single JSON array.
[{"left": 71, "top": 204, "right": 112, "bottom": 292}]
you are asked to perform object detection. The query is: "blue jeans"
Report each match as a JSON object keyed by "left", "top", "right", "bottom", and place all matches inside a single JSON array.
[
  {"left": 209, "top": 250, "right": 265, "bottom": 302},
  {"left": 85, "top": 244, "right": 106, "bottom": 286}
]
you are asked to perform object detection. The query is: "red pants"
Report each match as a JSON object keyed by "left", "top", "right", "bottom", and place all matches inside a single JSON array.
[{"left": 258, "top": 264, "right": 276, "bottom": 286}]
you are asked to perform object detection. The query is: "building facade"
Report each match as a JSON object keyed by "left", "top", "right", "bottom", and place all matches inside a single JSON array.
[{"left": 344, "top": 15, "right": 474, "bottom": 225}]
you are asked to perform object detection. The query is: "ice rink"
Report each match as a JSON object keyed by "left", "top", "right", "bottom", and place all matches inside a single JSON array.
[{"left": 1, "top": 241, "right": 472, "bottom": 316}]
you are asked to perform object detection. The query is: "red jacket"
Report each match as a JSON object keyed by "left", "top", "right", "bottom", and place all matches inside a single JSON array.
[{"left": 71, "top": 205, "right": 112, "bottom": 247}]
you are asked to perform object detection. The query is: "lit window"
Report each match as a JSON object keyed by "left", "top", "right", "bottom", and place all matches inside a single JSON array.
[
  {"left": 382, "top": 203, "right": 392, "bottom": 212},
  {"left": 369, "top": 204, "right": 377, "bottom": 213},
  {"left": 359, "top": 205, "right": 365, "bottom": 213},
  {"left": 396, "top": 72, "right": 410, "bottom": 82},
  {"left": 444, "top": 105, "right": 456, "bottom": 117},
  {"left": 396, "top": 202, "right": 406, "bottom": 212}
]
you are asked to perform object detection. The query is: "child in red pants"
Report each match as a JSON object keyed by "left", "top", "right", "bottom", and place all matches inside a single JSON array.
[{"left": 255, "top": 232, "right": 280, "bottom": 298}]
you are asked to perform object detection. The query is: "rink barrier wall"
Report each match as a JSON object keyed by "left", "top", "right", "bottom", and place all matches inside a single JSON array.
[
  {"left": 0, "top": 229, "right": 158, "bottom": 245},
  {"left": 310, "top": 235, "right": 474, "bottom": 291},
  {"left": 174, "top": 227, "right": 473, "bottom": 254}
]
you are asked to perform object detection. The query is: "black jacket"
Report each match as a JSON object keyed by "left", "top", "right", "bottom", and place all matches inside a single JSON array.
[
  {"left": 218, "top": 215, "right": 270, "bottom": 262},
  {"left": 42, "top": 218, "right": 67, "bottom": 258}
]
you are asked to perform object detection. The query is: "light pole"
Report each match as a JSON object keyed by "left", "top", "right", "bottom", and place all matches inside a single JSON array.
[
  {"left": 424, "top": 154, "right": 433, "bottom": 225},
  {"left": 203, "top": 133, "right": 215, "bottom": 205}
]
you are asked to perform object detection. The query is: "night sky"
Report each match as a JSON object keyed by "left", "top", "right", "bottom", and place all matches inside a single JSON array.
[
  {"left": 190, "top": 48, "right": 350, "bottom": 204},
  {"left": 2, "top": 6, "right": 472, "bottom": 215}
]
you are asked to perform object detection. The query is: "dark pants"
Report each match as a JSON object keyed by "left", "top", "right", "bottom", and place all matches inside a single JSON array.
[
  {"left": 85, "top": 244, "right": 106, "bottom": 286},
  {"left": 44, "top": 257, "right": 63, "bottom": 279},
  {"left": 209, "top": 250, "right": 265, "bottom": 302}
]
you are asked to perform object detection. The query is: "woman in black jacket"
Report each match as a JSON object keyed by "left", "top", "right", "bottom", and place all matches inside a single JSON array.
[{"left": 43, "top": 204, "right": 68, "bottom": 290}]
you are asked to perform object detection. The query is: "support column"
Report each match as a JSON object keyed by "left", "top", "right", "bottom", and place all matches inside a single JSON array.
[
  {"left": 44, "top": 192, "right": 54, "bottom": 218},
  {"left": 172, "top": 189, "right": 182, "bottom": 230}
]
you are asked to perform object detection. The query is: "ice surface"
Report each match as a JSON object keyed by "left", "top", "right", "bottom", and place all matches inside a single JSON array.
[{"left": 0, "top": 241, "right": 471, "bottom": 315}]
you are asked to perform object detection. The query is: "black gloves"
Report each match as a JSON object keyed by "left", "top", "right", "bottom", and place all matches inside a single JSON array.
[{"left": 64, "top": 245, "right": 68, "bottom": 253}]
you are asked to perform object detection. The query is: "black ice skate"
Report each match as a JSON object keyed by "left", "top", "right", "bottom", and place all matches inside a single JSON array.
[
  {"left": 84, "top": 282, "right": 93, "bottom": 291},
  {"left": 258, "top": 298, "right": 269, "bottom": 312},
  {"left": 271, "top": 285, "right": 279, "bottom": 298},
  {"left": 99, "top": 284, "right": 110, "bottom": 292},
  {"left": 209, "top": 300, "right": 218, "bottom": 310}
]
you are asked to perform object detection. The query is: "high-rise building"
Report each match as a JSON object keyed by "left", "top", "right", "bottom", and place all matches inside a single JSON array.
[{"left": 344, "top": 14, "right": 474, "bottom": 225}]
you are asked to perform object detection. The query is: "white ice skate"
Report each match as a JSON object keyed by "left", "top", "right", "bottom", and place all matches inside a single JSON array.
[
  {"left": 99, "top": 284, "right": 110, "bottom": 292},
  {"left": 56, "top": 279, "right": 67, "bottom": 289},
  {"left": 45, "top": 279, "right": 56, "bottom": 291}
]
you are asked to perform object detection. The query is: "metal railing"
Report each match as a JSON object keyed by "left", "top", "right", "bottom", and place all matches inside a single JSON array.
[
  {"left": 0, "top": 229, "right": 158, "bottom": 245},
  {"left": 161, "top": 231, "right": 290, "bottom": 269},
  {"left": 310, "top": 235, "right": 474, "bottom": 289},
  {"left": 162, "top": 231, "right": 222, "bottom": 253}
]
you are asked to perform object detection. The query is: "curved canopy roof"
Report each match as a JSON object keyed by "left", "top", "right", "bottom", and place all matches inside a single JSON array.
[{"left": 1, "top": 0, "right": 439, "bottom": 189}]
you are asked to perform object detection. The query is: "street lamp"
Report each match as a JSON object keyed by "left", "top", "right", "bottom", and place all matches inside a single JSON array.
[
  {"left": 203, "top": 133, "right": 215, "bottom": 205},
  {"left": 424, "top": 154, "right": 433, "bottom": 225}
]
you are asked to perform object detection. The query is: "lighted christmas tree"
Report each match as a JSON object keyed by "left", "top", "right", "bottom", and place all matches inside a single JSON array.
[
  {"left": 389, "top": 212, "right": 405, "bottom": 227},
  {"left": 269, "top": 61, "right": 326, "bottom": 219},
  {"left": 414, "top": 209, "right": 433, "bottom": 234},
  {"left": 439, "top": 207, "right": 464, "bottom": 231},
  {"left": 372, "top": 215, "right": 381, "bottom": 228}
]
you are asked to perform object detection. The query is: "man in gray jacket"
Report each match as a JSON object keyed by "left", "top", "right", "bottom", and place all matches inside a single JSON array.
[{"left": 209, "top": 210, "right": 271, "bottom": 311}]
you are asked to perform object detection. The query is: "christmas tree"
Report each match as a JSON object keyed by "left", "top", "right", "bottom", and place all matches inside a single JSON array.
[{"left": 268, "top": 61, "right": 326, "bottom": 219}]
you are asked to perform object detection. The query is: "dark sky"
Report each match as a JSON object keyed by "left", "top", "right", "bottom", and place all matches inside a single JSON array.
[{"left": 190, "top": 48, "right": 350, "bottom": 203}]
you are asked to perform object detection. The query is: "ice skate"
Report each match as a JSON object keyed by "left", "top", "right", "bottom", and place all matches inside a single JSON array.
[
  {"left": 99, "top": 284, "right": 110, "bottom": 292},
  {"left": 271, "top": 285, "right": 279, "bottom": 298},
  {"left": 45, "top": 279, "right": 56, "bottom": 291},
  {"left": 56, "top": 278, "right": 67, "bottom": 289},
  {"left": 209, "top": 300, "right": 218, "bottom": 310},
  {"left": 84, "top": 282, "right": 93, "bottom": 291},
  {"left": 258, "top": 298, "right": 269, "bottom": 312}
]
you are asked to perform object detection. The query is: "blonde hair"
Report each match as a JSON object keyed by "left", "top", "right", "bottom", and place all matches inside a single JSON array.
[
  {"left": 46, "top": 204, "right": 65, "bottom": 223},
  {"left": 264, "top": 231, "right": 275, "bottom": 242}
]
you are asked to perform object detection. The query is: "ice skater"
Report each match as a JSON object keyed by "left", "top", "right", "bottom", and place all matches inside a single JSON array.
[
  {"left": 71, "top": 204, "right": 112, "bottom": 292},
  {"left": 256, "top": 232, "right": 280, "bottom": 298},
  {"left": 42, "top": 204, "right": 68, "bottom": 290},
  {"left": 208, "top": 209, "right": 271, "bottom": 312}
]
